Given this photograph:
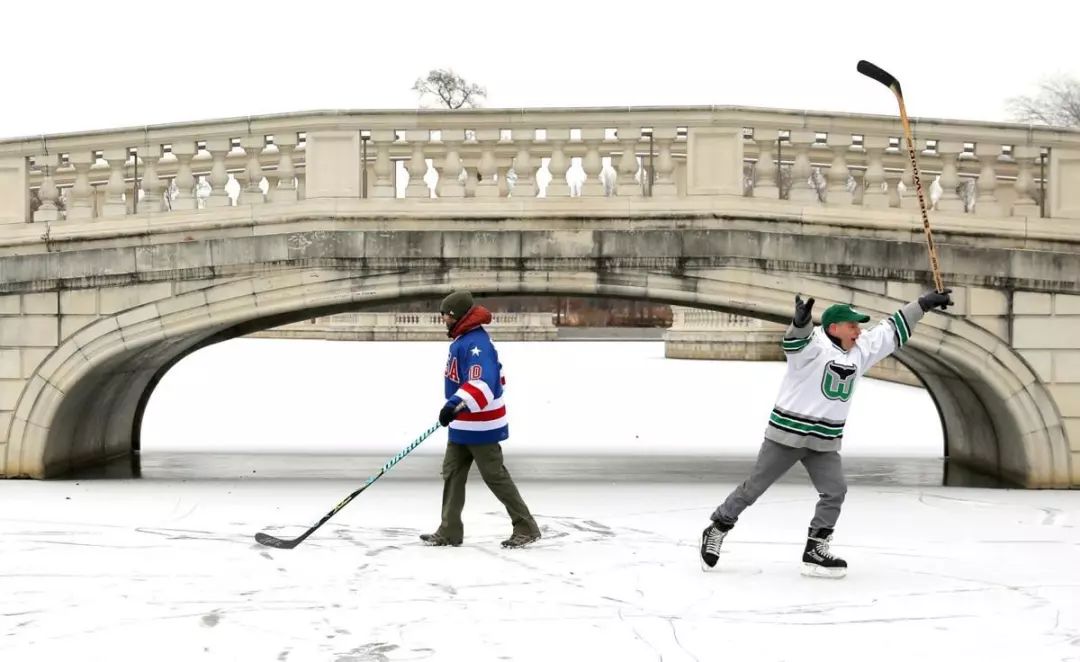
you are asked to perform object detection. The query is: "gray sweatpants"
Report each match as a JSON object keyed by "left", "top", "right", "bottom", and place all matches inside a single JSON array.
[{"left": 712, "top": 439, "right": 848, "bottom": 531}]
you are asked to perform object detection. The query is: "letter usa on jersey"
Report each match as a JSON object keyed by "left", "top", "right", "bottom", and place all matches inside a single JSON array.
[{"left": 443, "top": 326, "right": 509, "bottom": 444}]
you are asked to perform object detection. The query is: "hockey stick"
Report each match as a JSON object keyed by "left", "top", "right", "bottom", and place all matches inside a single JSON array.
[
  {"left": 254, "top": 421, "right": 442, "bottom": 549},
  {"left": 857, "top": 60, "right": 946, "bottom": 293}
]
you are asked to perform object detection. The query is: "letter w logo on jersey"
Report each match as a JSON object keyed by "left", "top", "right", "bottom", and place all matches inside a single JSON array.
[{"left": 821, "top": 361, "right": 857, "bottom": 402}]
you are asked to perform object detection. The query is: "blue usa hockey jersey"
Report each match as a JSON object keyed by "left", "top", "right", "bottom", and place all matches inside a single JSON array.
[{"left": 443, "top": 312, "right": 508, "bottom": 444}]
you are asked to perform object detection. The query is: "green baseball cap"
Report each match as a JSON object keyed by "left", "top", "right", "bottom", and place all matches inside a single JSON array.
[{"left": 820, "top": 303, "right": 871, "bottom": 329}]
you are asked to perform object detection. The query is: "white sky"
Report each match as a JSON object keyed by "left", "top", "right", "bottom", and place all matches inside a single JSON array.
[{"left": 3, "top": 0, "right": 1079, "bottom": 138}]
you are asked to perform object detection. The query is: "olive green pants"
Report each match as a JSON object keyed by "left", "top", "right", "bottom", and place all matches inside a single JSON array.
[{"left": 435, "top": 441, "right": 539, "bottom": 543}]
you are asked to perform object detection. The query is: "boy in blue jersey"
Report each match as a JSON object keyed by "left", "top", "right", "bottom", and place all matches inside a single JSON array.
[{"left": 419, "top": 290, "right": 542, "bottom": 549}]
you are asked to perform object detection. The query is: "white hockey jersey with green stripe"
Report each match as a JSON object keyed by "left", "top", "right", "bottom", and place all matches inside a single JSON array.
[{"left": 765, "top": 301, "right": 925, "bottom": 452}]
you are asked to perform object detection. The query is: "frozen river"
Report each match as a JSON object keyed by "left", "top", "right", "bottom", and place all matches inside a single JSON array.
[{"left": 4, "top": 339, "right": 1071, "bottom": 661}]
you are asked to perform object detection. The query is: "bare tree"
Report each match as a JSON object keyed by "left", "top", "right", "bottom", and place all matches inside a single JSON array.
[
  {"left": 1006, "top": 75, "right": 1080, "bottom": 127},
  {"left": 412, "top": 69, "right": 487, "bottom": 109}
]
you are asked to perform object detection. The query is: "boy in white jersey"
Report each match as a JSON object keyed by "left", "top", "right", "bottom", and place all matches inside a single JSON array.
[{"left": 700, "top": 289, "right": 953, "bottom": 577}]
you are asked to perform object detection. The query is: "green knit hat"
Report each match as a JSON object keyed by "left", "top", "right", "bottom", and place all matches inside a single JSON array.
[{"left": 440, "top": 290, "right": 474, "bottom": 318}]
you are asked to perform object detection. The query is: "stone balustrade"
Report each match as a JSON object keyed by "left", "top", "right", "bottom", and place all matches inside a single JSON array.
[
  {"left": 669, "top": 308, "right": 767, "bottom": 330},
  {"left": 254, "top": 311, "right": 557, "bottom": 341},
  {"left": 1, "top": 106, "right": 1078, "bottom": 226}
]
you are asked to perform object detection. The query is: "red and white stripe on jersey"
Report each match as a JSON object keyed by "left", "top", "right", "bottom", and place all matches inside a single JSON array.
[
  {"left": 450, "top": 396, "right": 507, "bottom": 431},
  {"left": 455, "top": 379, "right": 496, "bottom": 412}
]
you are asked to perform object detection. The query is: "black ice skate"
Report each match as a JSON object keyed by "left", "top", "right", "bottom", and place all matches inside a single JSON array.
[
  {"left": 699, "top": 520, "right": 733, "bottom": 570},
  {"left": 801, "top": 527, "right": 847, "bottom": 578}
]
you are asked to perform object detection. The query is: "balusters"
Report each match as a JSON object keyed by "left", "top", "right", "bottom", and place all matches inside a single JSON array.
[
  {"left": 1011, "top": 145, "right": 1040, "bottom": 216},
  {"left": 826, "top": 135, "right": 854, "bottom": 206},
  {"left": 899, "top": 155, "right": 919, "bottom": 210},
  {"left": 580, "top": 128, "right": 606, "bottom": 197},
  {"left": 545, "top": 128, "right": 571, "bottom": 198},
  {"left": 139, "top": 144, "right": 165, "bottom": 213},
  {"left": 171, "top": 141, "right": 198, "bottom": 210},
  {"left": 238, "top": 136, "right": 266, "bottom": 205},
  {"left": 405, "top": 131, "right": 430, "bottom": 198},
  {"left": 935, "top": 141, "right": 965, "bottom": 213},
  {"left": 270, "top": 133, "right": 299, "bottom": 203},
  {"left": 474, "top": 128, "right": 500, "bottom": 198},
  {"left": 753, "top": 138, "right": 779, "bottom": 200},
  {"left": 788, "top": 131, "right": 817, "bottom": 202},
  {"left": 649, "top": 128, "right": 677, "bottom": 198},
  {"left": 294, "top": 134, "right": 307, "bottom": 200},
  {"left": 204, "top": 139, "right": 232, "bottom": 208},
  {"left": 462, "top": 131, "right": 479, "bottom": 198},
  {"left": 511, "top": 132, "right": 536, "bottom": 198},
  {"left": 886, "top": 168, "right": 902, "bottom": 208},
  {"left": 861, "top": 136, "right": 889, "bottom": 209},
  {"left": 974, "top": 143, "right": 1004, "bottom": 216},
  {"left": 33, "top": 153, "right": 60, "bottom": 222},
  {"left": 497, "top": 166, "right": 512, "bottom": 197},
  {"left": 66, "top": 151, "right": 96, "bottom": 220},
  {"left": 370, "top": 130, "right": 395, "bottom": 199},
  {"left": 7, "top": 115, "right": 1066, "bottom": 228},
  {"left": 98, "top": 148, "right": 128, "bottom": 217},
  {"left": 439, "top": 130, "right": 465, "bottom": 198},
  {"left": 615, "top": 126, "right": 640, "bottom": 197}
]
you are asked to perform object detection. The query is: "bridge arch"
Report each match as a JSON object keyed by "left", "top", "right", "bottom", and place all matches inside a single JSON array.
[{"left": 5, "top": 266, "right": 1069, "bottom": 486}]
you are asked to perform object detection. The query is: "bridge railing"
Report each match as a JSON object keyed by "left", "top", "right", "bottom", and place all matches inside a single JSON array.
[
  {"left": 670, "top": 308, "right": 770, "bottom": 330},
  {"left": 1, "top": 106, "right": 1078, "bottom": 226},
  {"left": 256, "top": 311, "right": 557, "bottom": 341}
]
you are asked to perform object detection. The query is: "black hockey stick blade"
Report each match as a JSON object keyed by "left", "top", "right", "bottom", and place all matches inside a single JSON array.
[
  {"left": 253, "top": 422, "right": 441, "bottom": 550},
  {"left": 857, "top": 60, "right": 902, "bottom": 96},
  {"left": 254, "top": 531, "right": 302, "bottom": 549}
]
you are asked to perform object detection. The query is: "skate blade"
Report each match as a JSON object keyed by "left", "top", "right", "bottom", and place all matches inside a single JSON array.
[
  {"left": 699, "top": 556, "right": 720, "bottom": 572},
  {"left": 801, "top": 563, "right": 846, "bottom": 579}
]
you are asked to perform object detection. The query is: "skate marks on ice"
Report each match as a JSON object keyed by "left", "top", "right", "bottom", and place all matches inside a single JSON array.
[
  {"left": 3, "top": 481, "right": 1080, "bottom": 661},
  {"left": 200, "top": 609, "right": 223, "bottom": 628},
  {"left": 903, "top": 489, "right": 1074, "bottom": 528},
  {"left": 531, "top": 513, "right": 616, "bottom": 541},
  {"left": 259, "top": 512, "right": 716, "bottom": 659},
  {"left": 333, "top": 643, "right": 401, "bottom": 662},
  {"left": 617, "top": 609, "right": 701, "bottom": 662}
]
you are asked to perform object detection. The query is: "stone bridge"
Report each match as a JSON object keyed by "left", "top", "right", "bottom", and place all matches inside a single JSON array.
[{"left": 0, "top": 106, "right": 1078, "bottom": 486}]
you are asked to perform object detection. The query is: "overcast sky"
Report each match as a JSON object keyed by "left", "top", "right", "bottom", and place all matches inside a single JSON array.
[{"left": 3, "top": 0, "right": 1078, "bottom": 138}]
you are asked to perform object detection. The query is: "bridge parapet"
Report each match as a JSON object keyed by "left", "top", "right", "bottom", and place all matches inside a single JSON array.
[
  {"left": 255, "top": 311, "right": 557, "bottom": 341},
  {"left": 2, "top": 106, "right": 1078, "bottom": 227}
]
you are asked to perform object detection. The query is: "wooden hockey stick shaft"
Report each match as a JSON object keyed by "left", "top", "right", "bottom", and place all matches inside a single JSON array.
[
  {"left": 857, "top": 60, "right": 945, "bottom": 293},
  {"left": 895, "top": 94, "right": 945, "bottom": 293}
]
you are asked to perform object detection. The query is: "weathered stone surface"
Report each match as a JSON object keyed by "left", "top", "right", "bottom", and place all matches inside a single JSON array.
[{"left": 0, "top": 208, "right": 1075, "bottom": 484}]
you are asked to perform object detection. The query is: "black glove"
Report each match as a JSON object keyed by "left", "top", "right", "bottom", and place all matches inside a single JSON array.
[
  {"left": 793, "top": 294, "right": 815, "bottom": 327},
  {"left": 918, "top": 288, "right": 954, "bottom": 312},
  {"left": 439, "top": 403, "right": 462, "bottom": 427}
]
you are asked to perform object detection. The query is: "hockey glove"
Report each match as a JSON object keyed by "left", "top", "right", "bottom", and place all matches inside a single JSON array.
[
  {"left": 918, "top": 288, "right": 954, "bottom": 312},
  {"left": 793, "top": 294, "right": 815, "bottom": 327},
  {"left": 439, "top": 402, "right": 463, "bottom": 427}
]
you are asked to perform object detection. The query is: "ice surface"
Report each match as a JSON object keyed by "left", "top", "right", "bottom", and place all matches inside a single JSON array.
[
  {"left": 3, "top": 339, "right": 1066, "bottom": 661},
  {"left": 1, "top": 480, "right": 1077, "bottom": 661}
]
